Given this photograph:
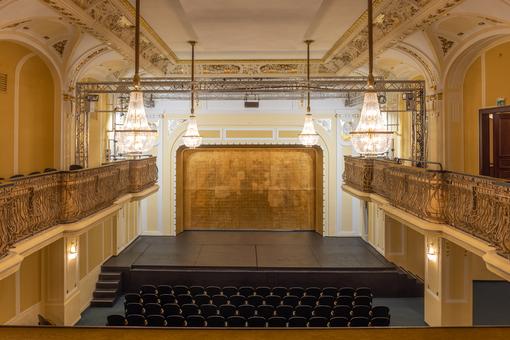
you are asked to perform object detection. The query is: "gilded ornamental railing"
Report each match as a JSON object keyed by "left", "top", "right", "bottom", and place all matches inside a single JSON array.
[
  {"left": 0, "top": 157, "right": 157, "bottom": 258},
  {"left": 343, "top": 156, "right": 510, "bottom": 256}
]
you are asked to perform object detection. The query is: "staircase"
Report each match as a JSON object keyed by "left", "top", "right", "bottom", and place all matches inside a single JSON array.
[{"left": 90, "top": 271, "right": 122, "bottom": 307}]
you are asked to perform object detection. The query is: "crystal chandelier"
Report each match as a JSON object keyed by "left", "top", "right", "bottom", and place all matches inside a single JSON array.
[
  {"left": 350, "top": 0, "right": 392, "bottom": 156},
  {"left": 182, "top": 41, "right": 202, "bottom": 149},
  {"left": 116, "top": 0, "right": 157, "bottom": 156},
  {"left": 299, "top": 40, "right": 320, "bottom": 147}
]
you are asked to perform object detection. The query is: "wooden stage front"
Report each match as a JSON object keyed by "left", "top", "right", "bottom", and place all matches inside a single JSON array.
[{"left": 103, "top": 231, "right": 423, "bottom": 297}]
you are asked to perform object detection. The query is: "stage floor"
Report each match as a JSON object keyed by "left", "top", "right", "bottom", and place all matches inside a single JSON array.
[{"left": 105, "top": 231, "right": 394, "bottom": 270}]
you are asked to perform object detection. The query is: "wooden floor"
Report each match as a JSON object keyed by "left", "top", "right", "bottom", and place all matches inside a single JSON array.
[{"left": 105, "top": 231, "right": 393, "bottom": 270}]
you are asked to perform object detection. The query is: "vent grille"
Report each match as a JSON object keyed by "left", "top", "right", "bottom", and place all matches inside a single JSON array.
[{"left": 0, "top": 73, "right": 6, "bottom": 93}]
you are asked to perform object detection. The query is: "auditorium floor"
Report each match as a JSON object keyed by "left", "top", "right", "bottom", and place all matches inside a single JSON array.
[
  {"left": 105, "top": 231, "right": 394, "bottom": 269},
  {"left": 76, "top": 296, "right": 427, "bottom": 327}
]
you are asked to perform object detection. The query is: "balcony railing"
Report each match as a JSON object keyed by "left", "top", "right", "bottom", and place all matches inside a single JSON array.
[
  {"left": 343, "top": 156, "right": 510, "bottom": 256},
  {"left": 0, "top": 157, "right": 158, "bottom": 258}
]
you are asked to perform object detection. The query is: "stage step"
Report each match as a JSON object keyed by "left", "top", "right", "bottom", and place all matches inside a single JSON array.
[{"left": 91, "top": 271, "right": 122, "bottom": 307}]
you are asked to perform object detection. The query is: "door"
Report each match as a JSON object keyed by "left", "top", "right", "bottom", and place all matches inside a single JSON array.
[{"left": 493, "top": 113, "right": 510, "bottom": 179}]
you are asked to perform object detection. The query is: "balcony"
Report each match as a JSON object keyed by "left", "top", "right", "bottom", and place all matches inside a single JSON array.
[
  {"left": 343, "top": 156, "right": 510, "bottom": 258},
  {"left": 0, "top": 157, "right": 158, "bottom": 258}
]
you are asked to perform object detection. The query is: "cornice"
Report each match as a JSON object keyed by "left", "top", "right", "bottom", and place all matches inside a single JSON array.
[{"left": 41, "top": 0, "right": 466, "bottom": 77}]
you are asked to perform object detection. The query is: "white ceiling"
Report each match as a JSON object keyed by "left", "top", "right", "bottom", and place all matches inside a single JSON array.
[{"left": 136, "top": 0, "right": 365, "bottom": 60}]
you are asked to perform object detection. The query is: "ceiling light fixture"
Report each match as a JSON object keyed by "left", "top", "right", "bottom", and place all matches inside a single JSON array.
[
  {"left": 299, "top": 40, "right": 320, "bottom": 147},
  {"left": 182, "top": 41, "right": 202, "bottom": 149},
  {"left": 350, "top": 0, "right": 392, "bottom": 156},
  {"left": 116, "top": 0, "right": 158, "bottom": 156}
]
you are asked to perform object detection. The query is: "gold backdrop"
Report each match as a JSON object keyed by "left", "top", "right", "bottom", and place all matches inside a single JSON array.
[{"left": 177, "top": 146, "right": 322, "bottom": 231}]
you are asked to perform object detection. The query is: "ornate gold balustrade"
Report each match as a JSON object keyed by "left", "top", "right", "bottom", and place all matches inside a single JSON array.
[
  {"left": 343, "top": 156, "right": 510, "bottom": 255},
  {"left": 0, "top": 157, "right": 157, "bottom": 258}
]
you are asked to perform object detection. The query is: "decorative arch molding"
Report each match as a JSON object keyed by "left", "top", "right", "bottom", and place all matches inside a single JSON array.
[
  {"left": 393, "top": 43, "right": 440, "bottom": 88},
  {"left": 166, "top": 122, "right": 331, "bottom": 237},
  {"left": 0, "top": 34, "right": 65, "bottom": 168},
  {"left": 442, "top": 30, "right": 510, "bottom": 171}
]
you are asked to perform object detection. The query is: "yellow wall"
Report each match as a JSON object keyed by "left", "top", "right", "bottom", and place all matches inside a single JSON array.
[
  {"left": 0, "top": 274, "right": 16, "bottom": 323},
  {"left": 0, "top": 41, "right": 56, "bottom": 178},
  {"left": 20, "top": 250, "right": 42, "bottom": 312},
  {"left": 462, "top": 57, "right": 482, "bottom": 175},
  {"left": 461, "top": 41, "right": 510, "bottom": 175}
]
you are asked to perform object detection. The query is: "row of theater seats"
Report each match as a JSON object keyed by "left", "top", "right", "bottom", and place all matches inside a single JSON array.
[
  {"left": 0, "top": 165, "right": 83, "bottom": 181},
  {"left": 107, "top": 284, "right": 390, "bottom": 328}
]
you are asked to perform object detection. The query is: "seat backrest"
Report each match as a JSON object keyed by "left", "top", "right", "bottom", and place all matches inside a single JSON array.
[
  {"left": 207, "top": 315, "right": 225, "bottom": 327},
  {"left": 212, "top": 294, "right": 228, "bottom": 306},
  {"left": 146, "top": 314, "right": 166, "bottom": 327},
  {"left": 255, "top": 286, "right": 271, "bottom": 297},
  {"left": 353, "top": 296, "right": 371, "bottom": 306},
  {"left": 166, "top": 315, "right": 185, "bottom": 327},
  {"left": 275, "top": 305, "right": 293, "bottom": 318},
  {"left": 226, "top": 315, "right": 246, "bottom": 327},
  {"left": 162, "top": 303, "right": 181, "bottom": 316},
  {"left": 288, "top": 316, "right": 307, "bottom": 327},
  {"left": 265, "top": 294, "right": 282, "bottom": 307},
  {"left": 305, "top": 287, "right": 322, "bottom": 298},
  {"left": 336, "top": 295, "right": 353, "bottom": 306},
  {"left": 190, "top": 286, "right": 205, "bottom": 296},
  {"left": 247, "top": 316, "right": 266, "bottom": 327},
  {"left": 173, "top": 285, "right": 190, "bottom": 296},
  {"left": 338, "top": 287, "right": 355, "bottom": 297},
  {"left": 194, "top": 294, "right": 211, "bottom": 306},
  {"left": 222, "top": 286, "right": 238, "bottom": 298},
  {"left": 205, "top": 286, "right": 222, "bottom": 296},
  {"left": 370, "top": 316, "right": 390, "bottom": 327},
  {"left": 126, "top": 314, "right": 146, "bottom": 326},
  {"left": 300, "top": 295, "right": 317, "bottom": 307},
  {"left": 282, "top": 295, "right": 299, "bottom": 307},
  {"left": 272, "top": 287, "right": 288, "bottom": 298},
  {"left": 257, "top": 304, "right": 275, "bottom": 319},
  {"left": 289, "top": 287, "right": 305, "bottom": 297},
  {"left": 355, "top": 287, "right": 372, "bottom": 297},
  {"left": 247, "top": 294, "right": 264, "bottom": 307},
  {"left": 322, "top": 287, "right": 338, "bottom": 297},
  {"left": 159, "top": 294, "right": 176, "bottom": 305},
  {"left": 177, "top": 294, "right": 193, "bottom": 305},
  {"left": 144, "top": 303, "right": 162, "bottom": 315},
  {"left": 294, "top": 305, "right": 313, "bottom": 318},
  {"left": 349, "top": 316, "right": 370, "bottom": 327},
  {"left": 140, "top": 284, "right": 157, "bottom": 294},
  {"left": 308, "top": 316, "right": 328, "bottom": 327},
  {"left": 142, "top": 294, "right": 159, "bottom": 304},
  {"left": 238, "top": 286, "right": 254, "bottom": 297},
  {"left": 219, "top": 304, "right": 236, "bottom": 318},
  {"left": 200, "top": 304, "right": 218, "bottom": 318},
  {"left": 329, "top": 316, "right": 349, "bottom": 327},
  {"left": 267, "top": 316, "right": 287, "bottom": 327},
  {"left": 181, "top": 303, "right": 199, "bottom": 317},
  {"left": 124, "top": 293, "right": 141, "bottom": 304},
  {"left": 157, "top": 285, "right": 172, "bottom": 295},
  {"left": 107, "top": 314, "right": 126, "bottom": 326},
  {"left": 186, "top": 315, "right": 206, "bottom": 327},
  {"left": 318, "top": 295, "right": 335, "bottom": 307},
  {"left": 313, "top": 305, "right": 332, "bottom": 318},
  {"left": 371, "top": 306, "right": 390, "bottom": 317},
  {"left": 125, "top": 303, "right": 144, "bottom": 315},
  {"left": 238, "top": 304, "right": 256, "bottom": 318},
  {"left": 333, "top": 305, "right": 351, "bottom": 318},
  {"left": 351, "top": 305, "right": 371, "bottom": 317},
  {"left": 229, "top": 295, "right": 246, "bottom": 307}
]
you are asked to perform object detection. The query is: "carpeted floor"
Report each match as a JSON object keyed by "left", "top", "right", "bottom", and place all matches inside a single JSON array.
[{"left": 76, "top": 296, "right": 426, "bottom": 327}]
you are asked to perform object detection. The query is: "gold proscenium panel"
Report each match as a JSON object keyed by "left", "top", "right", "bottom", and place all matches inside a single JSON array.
[
  {"left": 176, "top": 146, "right": 323, "bottom": 233},
  {"left": 225, "top": 130, "right": 273, "bottom": 139},
  {"left": 199, "top": 130, "right": 221, "bottom": 138},
  {"left": 278, "top": 130, "right": 301, "bottom": 138}
]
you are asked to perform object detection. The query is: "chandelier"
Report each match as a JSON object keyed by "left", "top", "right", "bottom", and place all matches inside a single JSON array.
[
  {"left": 182, "top": 41, "right": 202, "bottom": 148},
  {"left": 350, "top": 0, "right": 392, "bottom": 156},
  {"left": 299, "top": 40, "right": 320, "bottom": 147},
  {"left": 116, "top": 0, "right": 157, "bottom": 156}
]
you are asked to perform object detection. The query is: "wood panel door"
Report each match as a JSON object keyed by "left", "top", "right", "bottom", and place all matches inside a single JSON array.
[{"left": 493, "top": 113, "right": 510, "bottom": 179}]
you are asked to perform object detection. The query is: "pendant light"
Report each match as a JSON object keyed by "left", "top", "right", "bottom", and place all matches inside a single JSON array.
[
  {"left": 116, "top": 0, "right": 158, "bottom": 156},
  {"left": 350, "top": 0, "right": 392, "bottom": 156},
  {"left": 299, "top": 40, "right": 320, "bottom": 147},
  {"left": 182, "top": 41, "right": 202, "bottom": 149}
]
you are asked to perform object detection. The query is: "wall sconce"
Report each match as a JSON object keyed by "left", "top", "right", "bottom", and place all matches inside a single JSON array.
[
  {"left": 426, "top": 243, "right": 438, "bottom": 261},
  {"left": 69, "top": 242, "right": 78, "bottom": 260}
]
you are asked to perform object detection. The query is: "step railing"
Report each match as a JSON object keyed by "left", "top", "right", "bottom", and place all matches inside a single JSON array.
[
  {"left": 0, "top": 157, "right": 158, "bottom": 258},
  {"left": 343, "top": 156, "right": 510, "bottom": 256}
]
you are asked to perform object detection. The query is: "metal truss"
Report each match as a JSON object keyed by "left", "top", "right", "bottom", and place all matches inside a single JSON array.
[{"left": 75, "top": 77, "right": 426, "bottom": 166}]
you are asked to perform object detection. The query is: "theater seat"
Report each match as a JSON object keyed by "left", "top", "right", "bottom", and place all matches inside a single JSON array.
[
  {"left": 247, "top": 316, "right": 266, "bottom": 327},
  {"left": 370, "top": 317, "right": 390, "bottom": 327},
  {"left": 126, "top": 314, "right": 146, "bottom": 326},
  {"left": 350, "top": 316, "right": 370, "bottom": 327},
  {"left": 207, "top": 315, "right": 225, "bottom": 327},
  {"left": 146, "top": 314, "right": 166, "bottom": 327},
  {"left": 329, "top": 316, "right": 349, "bottom": 327},
  {"left": 166, "top": 315, "right": 185, "bottom": 327},
  {"left": 268, "top": 316, "right": 287, "bottom": 327},
  {"left": 288, "top": 316, "right": 307, "bottom": 327},
  {"left": 186, "top": 315, "right": 206, "bottom": 327},
  {"left": 227, "top": 315, "right": 246, "bottom": 327},
  {"left": 308, "top": 316, "right": 328, "bottom": 327},
  {"left": 107, "top": 314, "right": 126, "bottom": 326}
]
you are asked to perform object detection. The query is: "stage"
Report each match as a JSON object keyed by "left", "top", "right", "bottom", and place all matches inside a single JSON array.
[{"left": 103, "top": 231, "right": 423, "bottom": 297}]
